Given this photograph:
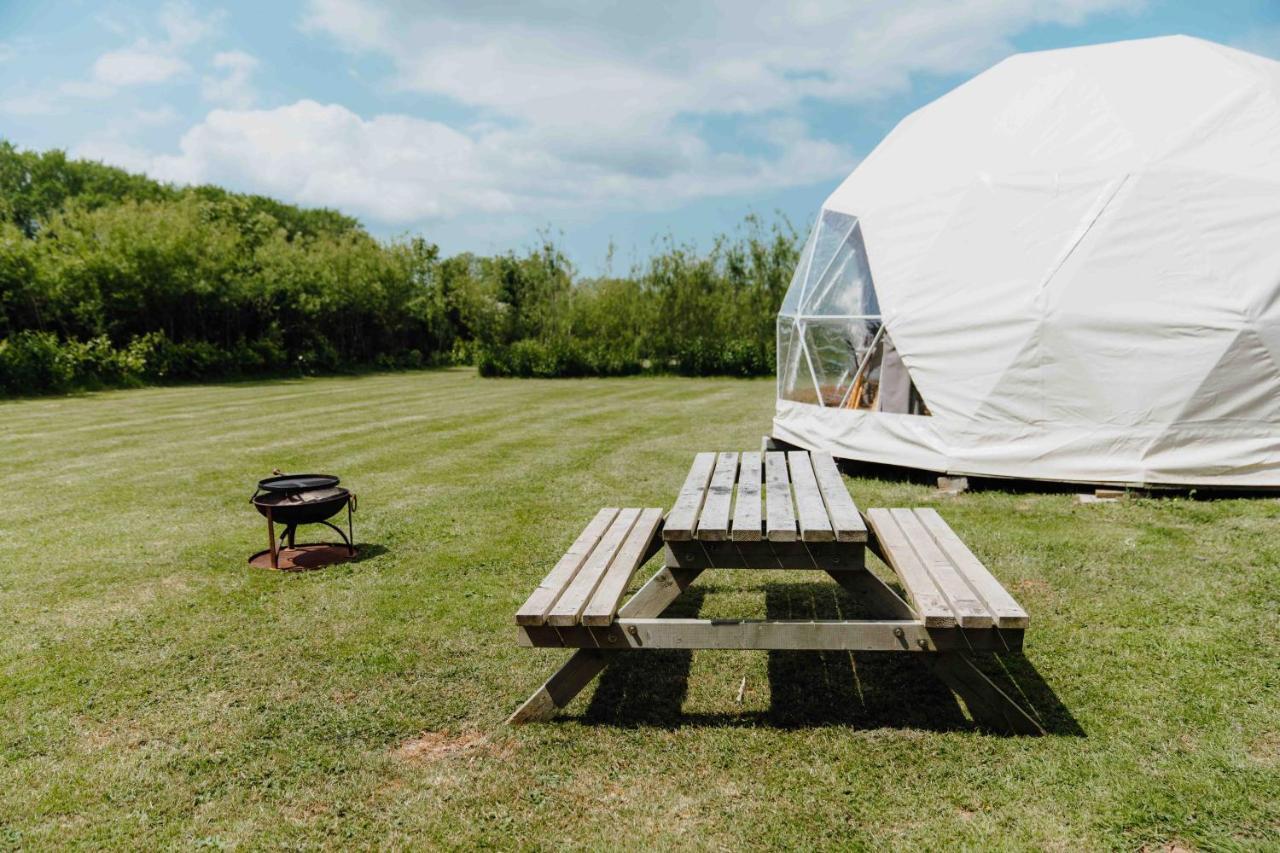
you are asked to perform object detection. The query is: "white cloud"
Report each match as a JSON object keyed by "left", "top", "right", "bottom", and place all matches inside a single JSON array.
[
  {"left": 93, "top": 13, "right": 133, "bottom": 39},
  {"left": 91, "top": 48, "right": 189, "bottom": 86},
  {"left": 134, "top": 105, "right": 181, "bottom": 126},
  {"left": 72, "top": 138, "right": 158, "bottom": 173},
  {"left": 202, "top": 50, "right": 259, "bottom": 108},
  {"left": 302, "top": 0, "right": 1144, "bottom": 126},
  {"left": 159, "top": 1, "right": 224, "bottom": 48},
  {"left": 78, "top": 1, "right": 1143, "bottom": 227},
  {"left": 148, "top": 102, "right": 510, "bottom": 218},
  {"left": 119, "top": 100, "right": 848, "bottom": 222},
  {"left": 59, "top": 1, "right": 222, "bottom": 99},
  {"left": 277, "top": 0, "right": 1142, "bottom": 220},
  {"left": 0, "top": 92, "right": 59, "bottom": 116}
]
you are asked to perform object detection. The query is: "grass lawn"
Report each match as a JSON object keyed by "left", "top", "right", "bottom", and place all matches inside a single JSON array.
[{"left": 1, "top": 368, "right": 1277, "bottom": 850}]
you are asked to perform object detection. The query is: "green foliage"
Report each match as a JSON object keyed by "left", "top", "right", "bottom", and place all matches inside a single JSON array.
[
  {"left": 475, "top": 216, "right": 797, "bottom": 378},
  {"left": 0, "top": 330, "right": 76, "bottom": 393},
  {"left": 0, "top": 330, "right": 148, "bottom": 394},
  {"left": 476, "top": 338, "right": 644, "bottom": 378},
  {"left": 0, "top": 141, "right": 801, "bottom": 394}
]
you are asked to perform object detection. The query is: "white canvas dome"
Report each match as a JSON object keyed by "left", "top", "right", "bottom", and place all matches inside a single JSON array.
[{"left": 773, "top": 36, "right": 1280, "bottom": 488}]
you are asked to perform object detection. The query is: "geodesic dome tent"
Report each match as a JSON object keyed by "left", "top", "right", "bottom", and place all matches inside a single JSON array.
[{"left": 774, "top": 36, "right": 1280, "bottom": 488}]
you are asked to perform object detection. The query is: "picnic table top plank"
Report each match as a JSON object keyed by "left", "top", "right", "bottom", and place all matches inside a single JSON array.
[
  {"left": 764, "top": 451, "right": 798, "bottom": 542},
  {"left": 731, "top": 451, "right": 763, "bottom": 541},
  {"left": 582, "top": 507, "right": 664, "bottom": 626},
  {"left": 865, "top": 508, "right": 955, "bottom": 627},
  {"left": 547, "top": 508, "right": 641, "bottom": 626},
  {"left": 787, "top": 451, "right": 835, "bottom": 542},
  {"left": 671, "top": 450, "right": 867, "bottom": 546},
  {"left": 890, "top": 508, "right": 993, "bottom": 629},
  {"left": 696, "top": 452, "right": 738, "bottom": 541},
  {"left": 809, "top": 451, "right": 868, "bottom": 542},
  {"left": 516, "top": 508, "right": 619, "bottom": 626},
  {"left": 663, "top": 452, "right": 717, "bottom": 541},
  {"left": 915, "top": 508, "right": 1029, "bottom": 628}
]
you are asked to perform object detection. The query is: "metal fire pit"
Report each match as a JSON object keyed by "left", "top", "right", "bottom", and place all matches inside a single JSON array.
[{"left": 249, "top": 473, "right": 357, "bottom": 570}]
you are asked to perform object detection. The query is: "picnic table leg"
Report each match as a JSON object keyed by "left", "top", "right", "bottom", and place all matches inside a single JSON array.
[
  {"left": 507, "top": 567, "right": 704, "bottom": 724},
  {"left": 923, "top": 653, "right": 1045, "bottom": 735},
  {"left": 826, "top": 569, "right": 914, "bottom": 619},
  {"left": 507, "top": 649, "right": 615, "bottom": 725},
  {"left": 826, "top": 569, "right": 1044, "bottom": 735}
]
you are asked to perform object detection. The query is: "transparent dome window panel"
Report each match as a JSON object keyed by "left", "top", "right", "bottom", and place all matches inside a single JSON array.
[
  {"left": 778, "top": 210, "right": 877, "bottom": 322},
  {"left": 804, "top": 319, "right": 880, "bottom": 406},
  {"left": 776, "top": 210, "right": 928, "bottom": 414},
  {"left": 806, "top": 222, "right": 878, "bottom": 318},
  {"left": 848, "top": 324, "right": 886, "bottom": 410},
  {"left": 776, "top": 315, "right": 802, "bottom": 399},
  {"left": 778, "top": 228, "right": 815, "bottom": 316}
]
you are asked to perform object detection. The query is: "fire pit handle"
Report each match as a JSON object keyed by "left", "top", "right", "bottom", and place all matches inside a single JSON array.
[{"left": 349, "top": 493, "right": 357, "bottom": 513}]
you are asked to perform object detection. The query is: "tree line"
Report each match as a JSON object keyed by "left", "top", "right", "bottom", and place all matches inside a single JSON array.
[{"left": 0, "top": 141, "right": 799, "bottom": 395}]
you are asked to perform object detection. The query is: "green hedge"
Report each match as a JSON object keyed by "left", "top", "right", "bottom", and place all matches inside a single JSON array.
[{"left": 1, "top": 141, "right": 799, "bottom": 394}]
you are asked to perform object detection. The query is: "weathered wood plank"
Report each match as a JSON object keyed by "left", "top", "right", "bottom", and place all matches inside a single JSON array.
[
  {"left": 663, "top": 540, "right": 864, "bottom": 571},
  {"left": 787, "top": 451, "right": 835, "bottom": 542},
  {"left": 519, "top": 621, "right": 1024, "bottom": 652},
  {"left": 663, "top": 453, "right": 716, "bottom": 541},
  {"left": 663, "top": 540, "right": 710, "bottom": 569},
  {"left": 810, "top": 451, "right": 868, "bottom": 542},
  {"left": 865, "top": 508, "right": 955, "bottom": 627},
  {"left": 616, "top": 566, "right": 703, "bottom": 619},
  {"left": 582, "top": 508, "right": 664, "bottom": 626},
  {"left": 731, "top": 451, "right": 763, "bottom": 541},
  {"left": 764, "top": 451, "right": 797, "bottom": 542},
  {"left": 696, "top": 452, "right": 738, "bottom": 541},
  {"left": 515, "top": 508, "right": 619, "bottom": 626},
  {"left": 892, "top": 508, "right": 992, "bottom": 629},
  {"left": 525, "top": 619, "right": 1019, "bottom": 651},
  {"left": 547, "top": 508, "right": 640, "bottom": 626},
  {"left": 915, "top": 508, "right": 1029, "bottom": 628}
]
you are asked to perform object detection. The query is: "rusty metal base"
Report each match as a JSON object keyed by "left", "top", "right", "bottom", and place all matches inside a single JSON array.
[{"left": 248, "top": 543, "right": 357, "bottom": 571}]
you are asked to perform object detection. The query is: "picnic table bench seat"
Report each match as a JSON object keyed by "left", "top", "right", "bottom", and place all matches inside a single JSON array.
[
  {"left": 515, "top": 508, "right": 664, "bottom": 628},
  {"left": 865, "top": 507, "right": 1029, "bottom": 630}
]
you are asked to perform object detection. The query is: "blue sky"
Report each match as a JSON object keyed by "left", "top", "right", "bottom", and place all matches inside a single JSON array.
[{"left": 2, "top": 0, "right": 1278, "bottom": 273}]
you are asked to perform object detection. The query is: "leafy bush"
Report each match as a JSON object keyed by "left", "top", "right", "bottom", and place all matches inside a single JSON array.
[
  {"left": 0, "top": 141, "right": 801, "bottom": 394},
  {"left": 68, "top": 335, "right": 145, "bottom": 387},
  {"left": 0, "top": 330, "right": 76, "bottom": 393}
]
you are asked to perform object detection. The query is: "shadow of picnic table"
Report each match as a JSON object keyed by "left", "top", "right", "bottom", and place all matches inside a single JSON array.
[{"left": 576, "top": 580, "right": 1083, "bottom": 736}]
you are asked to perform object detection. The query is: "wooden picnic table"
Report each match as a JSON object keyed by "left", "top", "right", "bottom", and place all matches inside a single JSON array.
[{"left": 510, "top": 450, "right": 1038, "bottom": 733}]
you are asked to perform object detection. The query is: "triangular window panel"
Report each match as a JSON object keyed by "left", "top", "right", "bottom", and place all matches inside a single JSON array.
[{"left": 777, "top": 212, "right": 926, "bottom": 414}]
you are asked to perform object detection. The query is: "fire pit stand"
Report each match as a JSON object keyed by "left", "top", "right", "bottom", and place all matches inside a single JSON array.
[{"left": 249, "top": 474, "right": 358, "bottom": 570}]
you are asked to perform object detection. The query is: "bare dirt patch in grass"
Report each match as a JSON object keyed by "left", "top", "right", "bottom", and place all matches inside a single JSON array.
[
  {"left": 390, "top": 729, "right": 514, "bottom": 764},
  {"left": 75, "top": 715, "right": 151, "bottom": 752},
  {"left": 1013, "top": 578, "right": 1054, "bottom": 598},
  {"left": 1248, "top": 731, "right": 1279, "bottom": 766}
]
